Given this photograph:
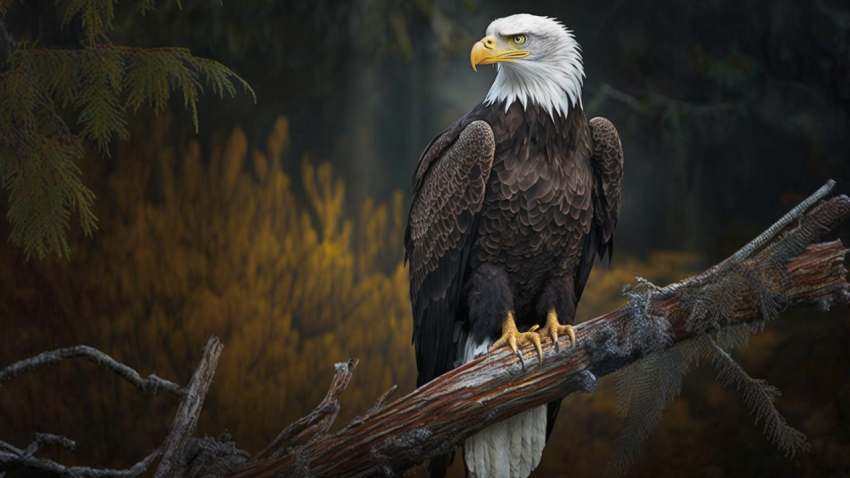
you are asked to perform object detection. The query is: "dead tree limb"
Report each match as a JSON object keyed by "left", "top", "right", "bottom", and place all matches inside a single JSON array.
[
  {"left": 153, "top": 335, "right": 225, "bottom": 478},
  {"left": 0, "top": 440, "right": 159, "bottom": 478},
  {"left": 253, "top": 359, "right": 359, "bottom": 462},
  {"left": 231, "top": 189, "right": 850, "bottom": 478},
  {"left": 0, "top": 336, "right": 224, "bottom": 478},
  {"left": 0, "top": 346, "right": 187, "bottom": 397}
]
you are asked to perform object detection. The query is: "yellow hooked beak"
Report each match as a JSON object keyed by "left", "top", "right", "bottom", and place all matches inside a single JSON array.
[{"left": 470, "top": 35, "right": 531, "bottom": 71}]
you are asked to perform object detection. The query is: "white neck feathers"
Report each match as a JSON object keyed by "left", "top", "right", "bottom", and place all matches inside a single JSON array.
[{"left": 483, "top": 18, "right": 584, "bottom": 120}]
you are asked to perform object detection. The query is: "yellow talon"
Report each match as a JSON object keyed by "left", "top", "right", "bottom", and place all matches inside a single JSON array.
[
  {"left": 539, "top": 307, "right": 576, "bottom": 351},
  {"left": 490, "top": 311, "right": 544, "bottom": 365}
]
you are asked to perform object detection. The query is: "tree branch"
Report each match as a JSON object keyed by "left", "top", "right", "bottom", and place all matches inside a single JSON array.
[
  {"left": 252, "top": 359, "right": 358, "bottom": 463},
  {"left": 0, "top": 336, "right": 224, "bottom": 478},
  {"left": 153, "top": 335, "right": 225, "bottom": 478},
  {"left": 0, "top": 345, "right": 187, "bottom": 397},
  {"left": 0, "top": 441, "right": 159, "bottom": 478},
  {"left": 231, "top": 189, "right": 850, "bottom": 478}
]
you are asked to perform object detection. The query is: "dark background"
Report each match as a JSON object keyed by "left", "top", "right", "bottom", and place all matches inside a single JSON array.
[{"left": 1, "top": 1, "right": 849, "bottom": 477}]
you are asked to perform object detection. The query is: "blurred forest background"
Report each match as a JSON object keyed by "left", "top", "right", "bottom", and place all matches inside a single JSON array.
[{"left": 1, "top": 1, "right": 850, "bottom": 477}]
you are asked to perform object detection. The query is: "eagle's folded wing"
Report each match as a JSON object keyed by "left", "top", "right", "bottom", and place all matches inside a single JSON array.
[
  {"left": 589, "top": 116, "right": 624, "bottom": 260},
  {"left": 405, "top": 120, "right": 495, "bottom": 386},
  {"left": 573, "top": 117, "right": 624, "bottom": 303}
]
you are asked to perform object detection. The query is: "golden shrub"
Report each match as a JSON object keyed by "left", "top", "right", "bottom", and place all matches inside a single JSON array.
[{"left": 0, "top": 116, "right": 414, "bottom": 465}]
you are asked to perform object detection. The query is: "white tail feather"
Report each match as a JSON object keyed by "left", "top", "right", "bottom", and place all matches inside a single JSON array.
[{"left": 460, "top": 335, "right": 547, "bottom": 478}]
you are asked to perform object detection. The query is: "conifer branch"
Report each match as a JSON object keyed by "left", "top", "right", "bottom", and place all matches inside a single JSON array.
[{"left": 0, "top": 1, "right": 255, "bottom": 259}]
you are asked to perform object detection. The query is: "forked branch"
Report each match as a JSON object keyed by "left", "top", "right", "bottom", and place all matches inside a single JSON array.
[
  {"left": 0, "top": 345, "right": 187, "bottom": 397},
  {"left": 0, "top": 336, "right": 224, "bottom": 478}
]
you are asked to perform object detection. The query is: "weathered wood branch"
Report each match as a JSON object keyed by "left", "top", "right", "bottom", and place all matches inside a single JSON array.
[
  {"left": 252, "top": 359, "right": 359, "bottom": 463},
  {"left": 0, "top": 336, "right": 224, "bottom": 478},
  {"left": 153, "top": 335, "right": 225, "bottom": 478},
  {"left": 231, "top": 191, "right": 850, "bottom": 478},
  {"left": 0, "top": 345, "right": 187, "bottom": 397}
]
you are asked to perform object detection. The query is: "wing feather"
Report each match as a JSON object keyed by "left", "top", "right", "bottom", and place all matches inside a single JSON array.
[
  {"left": 405, "top": 120, "right": 495, "bottom": 386},
  {"left": 588, "top": 117, "right": 624, "bottom": 259},
  {"left": 575, "top": 117, "right": 624, "bottom": 300}
]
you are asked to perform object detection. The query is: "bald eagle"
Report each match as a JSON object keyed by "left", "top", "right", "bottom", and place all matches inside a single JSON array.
[{"left": 405, "top": 13, "right": 624, "bottom": 478}]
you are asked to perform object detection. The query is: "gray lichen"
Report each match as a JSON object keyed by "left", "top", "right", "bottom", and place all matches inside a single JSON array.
[{"left": 607, "top": 215, "right": 817, "bottom": 475}]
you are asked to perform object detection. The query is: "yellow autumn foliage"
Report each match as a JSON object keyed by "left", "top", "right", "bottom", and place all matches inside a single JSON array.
[
  {"left": 0, "top": 115, "right": 702, "bottom": 475},
  {"left": 0, "top": 116, "right": 414, "bottom": 464}
]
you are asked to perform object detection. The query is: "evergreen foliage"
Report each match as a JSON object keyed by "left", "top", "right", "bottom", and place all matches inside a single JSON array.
[
  {"left": 0, "top": 0, "right": 254, "bottom": 259},
  {"left": 609, "top": 247, "right": 811, "bottom": 475},
  {"left": 707, "top": 339, "right": 810, "bottom": 457}
]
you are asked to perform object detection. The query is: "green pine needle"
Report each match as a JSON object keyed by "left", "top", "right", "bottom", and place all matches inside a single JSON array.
[{"left": 0, "top": 1, "right": 254, "bottom": 259}]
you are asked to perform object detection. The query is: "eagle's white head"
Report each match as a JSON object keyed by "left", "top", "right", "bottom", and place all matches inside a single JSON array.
[{"left": 471, "top": 14, "right": 584, "bottom": 120}]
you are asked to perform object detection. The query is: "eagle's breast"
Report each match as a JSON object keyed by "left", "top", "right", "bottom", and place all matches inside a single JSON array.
[{"left": 473, "top": 101, "right": 594, "bottom": 292}]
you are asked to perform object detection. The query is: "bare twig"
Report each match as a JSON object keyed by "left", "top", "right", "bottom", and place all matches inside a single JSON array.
[
  {"left": 0, "top": 438, "right": 159, "bottom": 478},
  {"left": 23, "top": 433, "right": 77, "bottom": 456},
  {"left": 0, "top": 345, "right": 186, "bottom": 397},
  {"left": 252, "top": 359, "right": 358, "bottom": 463},
  {"left": 0, "top": 336, "right": 224, "bottom": 478},
  {"left": 0, "top": 433, "right": 75, "bottom": 461},
  {"left": 367, "top": 385, "right": 398, "bottom": 415}
]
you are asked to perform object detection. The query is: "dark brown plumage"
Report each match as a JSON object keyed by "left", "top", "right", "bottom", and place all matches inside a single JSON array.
[{"left": 404, "top": 98, "right": 623, "bottom": 476}]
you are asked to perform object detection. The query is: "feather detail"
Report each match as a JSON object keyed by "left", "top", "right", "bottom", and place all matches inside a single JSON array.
[{"left": 461, "top": 335, "right": 546, "bottom": 478}]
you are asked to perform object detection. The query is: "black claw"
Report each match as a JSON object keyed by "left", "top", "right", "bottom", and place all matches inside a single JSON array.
[{"left": 516, "top": 349, "right": 526, "bottom": 369}]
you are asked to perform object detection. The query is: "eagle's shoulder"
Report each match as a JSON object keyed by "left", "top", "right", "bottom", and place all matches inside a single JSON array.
[
  {"left": 411, "top": 106, "right": 495, "bottom": 196},
  {"left": 588, "top": 116, "right": 625, "bottom": 256},
  {"left": 407, "top": 120, "right": 494, "bottom": 241}
]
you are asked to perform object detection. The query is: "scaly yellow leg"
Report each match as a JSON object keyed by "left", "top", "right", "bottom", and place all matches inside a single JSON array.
[
  {"left": 538, "top": 307, "right": 576, "bottom": 352},
  {"left": 490, "top": 311, "right": 544, "bottom": 365}
]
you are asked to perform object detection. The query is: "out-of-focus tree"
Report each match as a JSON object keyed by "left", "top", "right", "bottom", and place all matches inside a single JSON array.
[
  {"left": 0, "top": 0, "right": 253, "bottom": 259},
  {"left": 0, "top": 116, "right": 413, "bottom": 466},
  {"left": 103, "top": 0, "right": 487, "bottom": 200}
]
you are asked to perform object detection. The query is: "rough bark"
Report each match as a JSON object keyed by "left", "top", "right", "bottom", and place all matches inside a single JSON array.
[{"left": 153, "top": 335, "right": 225, "bottom": 478}]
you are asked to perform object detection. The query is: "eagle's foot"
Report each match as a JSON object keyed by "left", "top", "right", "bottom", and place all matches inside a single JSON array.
[
  {"left": 490, "top": 311, "right": 543, "bottom": 367},
  {"left": 539, "top": 308, "right": 576, "bottom": 352},
  {"left": 490, "top": 311, "right": 543, "bottom": 368}
]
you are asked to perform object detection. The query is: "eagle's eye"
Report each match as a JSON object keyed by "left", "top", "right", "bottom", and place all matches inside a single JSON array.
[{"left": 511, "top": 34, "right": 527, "bottom": 46}]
